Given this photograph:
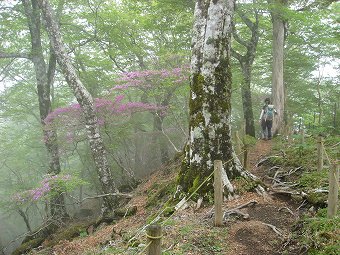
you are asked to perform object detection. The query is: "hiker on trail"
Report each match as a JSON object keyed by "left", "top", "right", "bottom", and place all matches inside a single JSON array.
[{"left": 259, "top": 98, "right": 277, "bottom": 140}]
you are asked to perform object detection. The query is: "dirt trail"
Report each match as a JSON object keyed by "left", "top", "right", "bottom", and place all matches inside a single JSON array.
[
  {"left": 40, "top": 140, "right": 301, "bottom": 255},
  {"left": 225, "top": 140, "right": 298, "bottom": 255}
]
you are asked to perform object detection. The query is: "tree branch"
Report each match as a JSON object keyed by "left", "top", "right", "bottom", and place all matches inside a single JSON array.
[
  {"left": 0, "top": 51, "right": 31, "bottom": 60},
  {"left": 296, "top": 0, "right": 337, "bottom": 11},
  {"left": 231, "top": 47, "right": 242, "bottom": 62},
  {"left": 236, "top": 9, "right": 254, "bottom": 30},
  {"left": 68, "top": 192, "right": 133, "bottom": 205},
  {"left": 231, "top": 22, "right": 248, "bottom": 48}
]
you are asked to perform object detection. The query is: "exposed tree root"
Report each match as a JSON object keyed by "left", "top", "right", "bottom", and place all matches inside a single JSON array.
[
  {"left": 256, "top": 155, "right": 282, "bottom": 167},
  {"left": 262, "top": 222, "right": 285, "bottom": 239},
  {"left": 206, "top": 200, "right": 257, "bottom": 221},
  {"left": 278, "top": 206, "right": 295, "bottom": 216}
]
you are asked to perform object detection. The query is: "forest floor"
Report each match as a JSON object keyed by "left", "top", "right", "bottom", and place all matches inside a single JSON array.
[
  {"left": 30, "top": 139, "right": 306, "bottom": 255},
  {"left": 223, "top": 140, "right": 300, "bottom": 255}
]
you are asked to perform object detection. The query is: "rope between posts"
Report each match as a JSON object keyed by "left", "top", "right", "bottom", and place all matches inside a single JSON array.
[
  {"left": 135, "top": 241, "right": 152, "bottom": 255},
  {"left": 161, "top": 150, "right": 245, "bottom": 227},
  {"left": 127, "top": 197, "right": 172, "bottom": 244},
  {"left": 322, "top": 142, "right": 340, "bottom": 188},
  {"left": 130, "top": 149, "right": 246, "bottom": 254},
  {"left": 235, "top": 132, "right": 244, "bottom": 146},
  {"left": 223, "top": 150, "right": 246, "bottom": 167},
  {"left": 146, "top": 234, "right": 163, "bottom": 240}
]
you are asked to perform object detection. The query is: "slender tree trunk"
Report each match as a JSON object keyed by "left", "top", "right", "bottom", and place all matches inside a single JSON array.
[
  {"left": 17, "top": 208, "right": 32, "bottom": 233},
  {"left": 152, "top": 91, "right": 175, "bottom": 165},
  {"left": 334, "top": 102, "right": 337, "bottom": 130},
  {"left": 270, "top": 0, "right": 287, "bottom": 135},
  {"left": 316, "top": 74, "right": 322, "bottom": 125},
  {"left": 231, "top": 5, "right": 259, "bottom": 137},
  {"left": 22, "top": 0, "right": 67, "bottom": 219},
  {"left": 153, "top": 113, "right": 169, "bottom": 164},
  {"left": 179, "top": 0, "right": 242, "bottom": 195},
  {"left": 37, "top": 0, "right": 119, "bottom": 211},
  {"left": 240, "top": 63, "right": 255, "bottom": 137},
  {"left": 133, "top": 126, "right": 144, "bottom": 173},
  {"left": 134, "top": 92, "right": 148, "bottom": 172}
]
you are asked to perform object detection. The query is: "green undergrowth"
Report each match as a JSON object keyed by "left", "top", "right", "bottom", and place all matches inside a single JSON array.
[
  {"left": 270, "top": 134, "right": 340, "bottom": 254},
  {"left": 271, "top": 137, "right": 315, "bottom": 168},
  {"left": 12, "top": 238, "right": 45, "bottom": 255},
  {"left": 144, "top": 171, "right": 180, "bottom": 224},
  {"left": 83, "top": 246, "right": 126, "bottom": 255},
  {"left": 162, "top": 223, "right": 229, "bottom": 255},
  {"left": 146, "top": 179, "right": 177, "bottom": 208},
  {"left": 298, "top": 170, "right": 329, "bottom": 189},
  {"left": 270, "top": 135, "right": 339, "bottom": 186},
  {"left": 46, "top": 222, "right": 92, "bottom": 247},
  {"left": 271, "top": 135, "right": 339, "bottom": 169},
  {"left": 84, "top": 220, "right": 230, "bottom": 255},
  {"left": 291, "top": 209, "right": 340, "bottom": 255}
]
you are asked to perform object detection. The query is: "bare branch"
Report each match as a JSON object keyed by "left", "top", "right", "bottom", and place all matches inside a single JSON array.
[
  {"left": 295, "top": 0, "right": 337, "bottom": 11},
  {"left": 0, "top": 51, "right": 31, "bottom": 60},
  {"left": 0, "top": 58, "right": 16, "bottom": 78},
  {"left": 68, "top": 192, "right": 133, "bottom": 205},
  {"left": 158, "top": 113, "right": 181, "bottom": 153},
  {"left": 236, "top": 9, "right": 254, "bottom": 30},
  {"left": 231, "top": 47, "right": 242, "bottom": 61},
  {"left": 231, "top": 22, "right": 248, "bottom": 48}
]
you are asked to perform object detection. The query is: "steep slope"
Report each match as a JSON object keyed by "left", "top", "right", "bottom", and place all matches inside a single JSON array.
[{"left": 25, "top": 138, "right": 337, "bottom": 255}]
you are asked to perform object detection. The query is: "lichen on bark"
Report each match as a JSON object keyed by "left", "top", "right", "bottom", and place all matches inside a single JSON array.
[{"left": 178, "top": 0, "right": 242, "bottom": 198}]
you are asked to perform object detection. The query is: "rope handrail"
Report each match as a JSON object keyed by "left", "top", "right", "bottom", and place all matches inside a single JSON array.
[
  {"left": 235, "top": 131, "right": 245, "bottom": 146},
  {"left": 135, "top": 240, "right": 152, "bottom": 255},
  {"left": 129, "top": 149, "right": 246, "bottom": 254},
  {"left": 161, "top": 150, "right": 246, "bottom": 226}
]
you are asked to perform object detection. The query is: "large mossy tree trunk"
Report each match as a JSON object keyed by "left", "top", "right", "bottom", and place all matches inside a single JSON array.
[
  {"left": 37, "top": 0, "right": 119, "bottom": 211},
  {"left": 231, "top": 6, "right": 260, "bottom": 137},
  {"left": 269, "top": 0, "right": 287, "bottom": 135},
  {"left": 22, "top": 0, "right": 68, "bottom": 219},
  {"left": 178, "top": 0, "right": 243, "bottom": 196}
]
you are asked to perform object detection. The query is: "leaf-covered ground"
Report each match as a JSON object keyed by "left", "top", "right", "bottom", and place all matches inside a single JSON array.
[{"left": 26, "top": 138, "right": 339, "bottom": 255}]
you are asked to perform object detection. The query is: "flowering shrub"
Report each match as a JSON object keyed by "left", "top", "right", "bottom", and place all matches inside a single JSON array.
[
  {"left": 111, "top": 66, "right": 189, "bottom": 122},
  {"left": 42, "top": 66, "right": 188, "bottom": 154},
  {"left": 12, "top": 174, "right": 86, "bottom": 204},
  {"left": 44, "top": 95, "right": 160, "bottom": 125},
  {"left": 112, "top": 67, "right": 188, "bottom": 91},
  {"left": 42, "top": 94, "right": 162, "bottom": 147}
]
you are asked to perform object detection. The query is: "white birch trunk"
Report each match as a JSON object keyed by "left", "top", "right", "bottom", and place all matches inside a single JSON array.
[
  {"left": 37, "top": 0, "right": 118, "bottom": 211},
  {"left": 22, "top": 0, "right": 68, "bottom": 219},
  {"left": 179, "top": 0, "right": 241, "bottom": 195}
]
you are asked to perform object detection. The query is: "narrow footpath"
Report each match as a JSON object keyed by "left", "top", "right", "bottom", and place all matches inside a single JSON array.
[{"left": 224, "top": 140, "right": 299, "bottom": 255}]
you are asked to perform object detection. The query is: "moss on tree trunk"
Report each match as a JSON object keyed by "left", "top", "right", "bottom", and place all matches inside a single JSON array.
[{"left": 178, "top": 0, "right": 241, "bottom": 197}]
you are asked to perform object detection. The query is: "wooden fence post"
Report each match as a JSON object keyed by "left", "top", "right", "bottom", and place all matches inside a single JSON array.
[
  {"left": 146, "top": 224, "right": 162, "bottom": 255},
  {"left": 214, "top": 160, "right": 223, "bottom": 227},
  {"left": 317, "top": 136, "right": 324, "bottom": 171},
  {"left": 327, "top": 162, "right": 339, "bottom": 218}
]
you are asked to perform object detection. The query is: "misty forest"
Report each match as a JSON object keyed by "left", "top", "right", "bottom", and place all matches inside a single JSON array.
[{"left": 0, "top": 0, "right": 339, "bottom": 255}]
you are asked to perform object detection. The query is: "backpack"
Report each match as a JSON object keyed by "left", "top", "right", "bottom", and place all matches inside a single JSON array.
[{"left": 264, "top": 104, "right": 274, "bottom": 121}]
